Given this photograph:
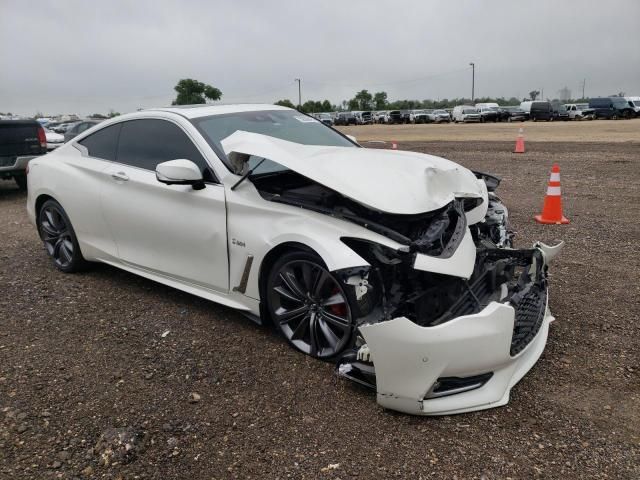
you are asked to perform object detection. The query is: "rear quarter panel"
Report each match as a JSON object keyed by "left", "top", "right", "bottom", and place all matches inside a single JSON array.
[{"left": 27, "top": 145, "right": 117, "bottom": 261}]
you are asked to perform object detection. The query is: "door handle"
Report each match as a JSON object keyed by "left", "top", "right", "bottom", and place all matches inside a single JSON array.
[{"left": 111, "top": 171, "right": 129, "bottom": 181}]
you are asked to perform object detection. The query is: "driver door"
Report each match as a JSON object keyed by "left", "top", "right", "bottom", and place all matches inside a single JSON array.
[{"left": 100, "top": 118, "right": 229, "bottom": 292}]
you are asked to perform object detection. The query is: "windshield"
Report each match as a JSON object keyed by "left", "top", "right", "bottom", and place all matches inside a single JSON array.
[{"left": 192, "top": 109, "right": 356, "bottom": 174}]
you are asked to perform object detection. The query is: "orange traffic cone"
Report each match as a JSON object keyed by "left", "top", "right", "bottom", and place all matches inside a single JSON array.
[
  {"left": 535, "top": 164, "right": 569, "bottom": 224},
  {"left": 514, "top": 127, "right": 525, "bottom": 153},
  {"left": 391, "top": 140, "right": 398, "bottom": 150}
]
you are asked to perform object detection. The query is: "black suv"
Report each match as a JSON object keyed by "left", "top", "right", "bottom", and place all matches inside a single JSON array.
[
  {"left": 588, "top": 97, "right": 636, "bottom": 119},
  {"left": 387, "top": 110, "right": 403, "bottom": 124},
  {"left": 334, "top": 112, "right": 357, "bottom": 126}
]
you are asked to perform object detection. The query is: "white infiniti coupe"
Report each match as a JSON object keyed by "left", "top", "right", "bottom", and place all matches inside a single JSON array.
[{"left": 26, "top": 104, "right": 563, "bottom": 415}]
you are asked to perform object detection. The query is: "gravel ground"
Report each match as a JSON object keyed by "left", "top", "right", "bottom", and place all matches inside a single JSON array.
[
  {"left": 1, "top": 141, "right": 639, "bottom": 479},
  {"left": 338, "top": 119, "right": 640, "bottom": 143}
]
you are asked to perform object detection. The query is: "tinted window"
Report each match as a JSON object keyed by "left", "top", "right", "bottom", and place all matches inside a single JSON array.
[
  {"left": 78, "top": 123, "right": 122, "bottom": 161},
  {"left": 116, "top": 119, "right": 215, "bottom": 181}
]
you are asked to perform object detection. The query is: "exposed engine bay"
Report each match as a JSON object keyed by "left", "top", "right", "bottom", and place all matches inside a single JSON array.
[{"left": 253, "top": 168, "right": 550, "bottom": 394}]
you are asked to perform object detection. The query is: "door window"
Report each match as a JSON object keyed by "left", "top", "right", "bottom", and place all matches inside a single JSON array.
[
  {"left": 78, "top": 123, "right": 122, "bottom": 161},
  {"left": 116, "top": 119, "right": 216, "bottom": 182}
]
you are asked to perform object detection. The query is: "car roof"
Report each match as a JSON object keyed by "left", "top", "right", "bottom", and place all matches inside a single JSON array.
[{"left": 145, "top": 103, "right": 291, "bottom": 119}]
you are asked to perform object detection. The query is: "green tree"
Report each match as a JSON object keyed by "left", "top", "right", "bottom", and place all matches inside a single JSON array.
[
  {"left": 529, "top": 90, "right": 540, "bottom": 101},
  {"left": 354, "top": 90, "right": 373, "bottom": 110},
  {"left": 321, "top": 100, "right": 332, "bottom": 112},
  {"left": 347, "top": 98, "right": 359, "bottom": 110},
  {"left": 275, "top": 99, "right": 296, "bottom": 108},
  {"left": 107, "top": 109, "right": 120, "bottom": 118},
  {"left": 373, "top": 91, "right": 388, "bottom": 110},
  {"left": 172, "top": 78, "right": 222, "bottom": 105}
]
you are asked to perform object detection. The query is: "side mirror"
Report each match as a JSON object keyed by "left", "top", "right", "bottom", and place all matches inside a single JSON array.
[{"left": 156, "top": 159, "right": 205, "bottom": 190}]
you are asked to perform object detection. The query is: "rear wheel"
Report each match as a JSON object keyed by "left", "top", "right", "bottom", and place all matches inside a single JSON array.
[
  {"left": 266, "top": 250, "right": 354, "bottom": 359},
  {"left": 37, "top": 199, "right": 88, "bottom": 273}
]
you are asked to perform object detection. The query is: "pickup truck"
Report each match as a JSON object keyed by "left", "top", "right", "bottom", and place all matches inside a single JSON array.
[
  {"left": 563, "top": 103, "right": 595, "bottom": 120},
  {"left": 0, "top": 120, "right": 47, "bottom": 190}
]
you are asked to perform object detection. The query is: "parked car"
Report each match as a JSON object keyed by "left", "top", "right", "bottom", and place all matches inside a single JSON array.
[
  {"left": 521, "top": 101, "right": 553, "bottom": 121},
  {"left": 385, "top": 110, "right": 403, "bottom": 124},
  {"left": 399, "top": 110, "right": 412, "bottom": 124},
  {"left": 44, "top": 127, "right": 65, "bottom": 150},
  {"left": 25, "top": 103, "right": 563, "bottom": 416},
  {"left": 563, "top": 104, "right": 594, "bottom": 120},
  {"left": 500, "top": 106, "right": 528, "bottom": 122},
  {"left": 551, "top": 104, "right": 570, "bottom": 121},
  {"left": 428, "top": 109, "right": 451, "bottom": 123},
  {"left": 315, "top": 113, "right": 333, "bottom": 126},
  {"left": 475, "top": 102, "right": 500, "bottom": 110},
  {"left": 409, "top": 110, "right": 431, "bottom": 124},
  {"left": 373, "top": 111, "right": 387, "bottom": 124},
  {"left": 588, "top": 97, "right": 636, "bottom": 119},
  {"left": 334, "top": 112, "right": 357, "bottom": 126},
  {"left": 625, "top": 97, "right": 640, "bottom": 115},
  {"left": 353, "top": 111, "right": 373, "bottom": 125},
  {"left": 452, "top": 105, "right": 481, "bottom": 123},
  {"left": 52, "top": 122, "right": 79, "bottom": 134},
  {"left": 476, "top": 106, "right": 500, "bottom": 122},
  {"left": 0, "top": 120, "right": 47, "bottom": 189}
]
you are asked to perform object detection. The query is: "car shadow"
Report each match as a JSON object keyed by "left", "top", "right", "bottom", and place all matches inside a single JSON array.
[{"left": 0, "top": 183, "right": 26, "bottom": 200}]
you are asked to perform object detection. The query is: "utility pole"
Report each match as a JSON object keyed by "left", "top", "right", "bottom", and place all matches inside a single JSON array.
[
  {"left": 582, "top": 78, "right": 586, "bottom": 99},
  {"left": 294, "top": 78, "right": 302, "bottom": 109},
  {"left": 469, "top": 63, "right": 475, "bottom": 101}
]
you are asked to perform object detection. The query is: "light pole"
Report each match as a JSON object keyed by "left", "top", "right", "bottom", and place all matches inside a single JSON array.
[
  {"left": 294, "top": 78, "right": 302, "bottom": 109},
  {"left": 469, "top": 62, "right": 475, "bottom": 101}
]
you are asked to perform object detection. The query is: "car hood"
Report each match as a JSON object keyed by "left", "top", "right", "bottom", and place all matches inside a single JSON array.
[{"left": 221, "top": 131, "right": 484, "bottom": 215}]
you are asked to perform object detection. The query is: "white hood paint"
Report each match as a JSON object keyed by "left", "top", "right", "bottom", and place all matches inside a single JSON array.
[{"left": 221, "top": 131, "right": 485, "bottom": 215}]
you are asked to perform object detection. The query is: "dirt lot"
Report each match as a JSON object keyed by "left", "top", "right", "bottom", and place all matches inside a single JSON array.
[
  {"left": 1, "top": 130, "right": 639, "bottom": 478},
  {"left": 337, "top": 118, "right": 640, "bottom": 143}
]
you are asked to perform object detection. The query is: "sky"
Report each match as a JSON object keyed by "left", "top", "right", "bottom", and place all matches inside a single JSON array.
[{"left": 1, "top": 0, "right": 639, "bottom": 116}]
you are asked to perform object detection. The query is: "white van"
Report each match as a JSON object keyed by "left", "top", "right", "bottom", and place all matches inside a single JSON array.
[
  {"left": 625, "top": 97, "right": 640, "bottom": 115},
  {"left": 452, "top": 105, "right": 481, "bottom": 123}
]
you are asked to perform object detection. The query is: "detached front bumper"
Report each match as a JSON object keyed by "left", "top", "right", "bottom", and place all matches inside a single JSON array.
[
  {"left": 357, "top": 300, "right": 553, "bottom": 415},
  {"left": 337, "top": 241, "right": 563, "bottom": 416}
]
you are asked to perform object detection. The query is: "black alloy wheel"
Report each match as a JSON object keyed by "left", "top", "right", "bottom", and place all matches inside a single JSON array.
[
  {"left": 38, "top": 199, "right": 87, "bottom": 272},
  {"left": 267, "top": 251, "right": 354, "bottom": 359}
]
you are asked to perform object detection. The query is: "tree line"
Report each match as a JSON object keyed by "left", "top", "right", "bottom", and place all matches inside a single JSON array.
[{"left": 276, "top": 89, "right": 596, "bottom": 113}]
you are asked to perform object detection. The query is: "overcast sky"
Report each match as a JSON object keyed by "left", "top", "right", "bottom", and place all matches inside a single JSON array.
[{"left": 1, "top": 0, "right": 639, "bottom": 116}]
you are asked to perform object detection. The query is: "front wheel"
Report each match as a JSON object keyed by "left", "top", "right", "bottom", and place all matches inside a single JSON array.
[
  {"left": 37, "top": 199, "right": 88, "bottom": 273},
  {"left": 266, "top": 251, "right": 354, "bottom": 359}
]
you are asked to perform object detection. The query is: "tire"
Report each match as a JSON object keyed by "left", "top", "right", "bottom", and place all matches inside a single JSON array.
[
  {"left": 14, "top": 175, "right": 27, "bottom": 190},
  {"left": 37, "top": 199, "right": 89, "bottom": 273},
  {"left": 266, "top": 250, "right": 354, "bottom": 360},
  {"left": 507, "top": 117, "right": 513, "bottom": 123}
]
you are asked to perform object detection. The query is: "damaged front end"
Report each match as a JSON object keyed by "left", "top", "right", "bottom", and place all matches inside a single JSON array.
[{"left": 333, "top": 175, "right": 563, "bottom": 415}]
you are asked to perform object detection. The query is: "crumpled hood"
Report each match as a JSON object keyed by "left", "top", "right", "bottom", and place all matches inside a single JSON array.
[{"left": 221, "top": 131, "right": 485, "bottom": 215}]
